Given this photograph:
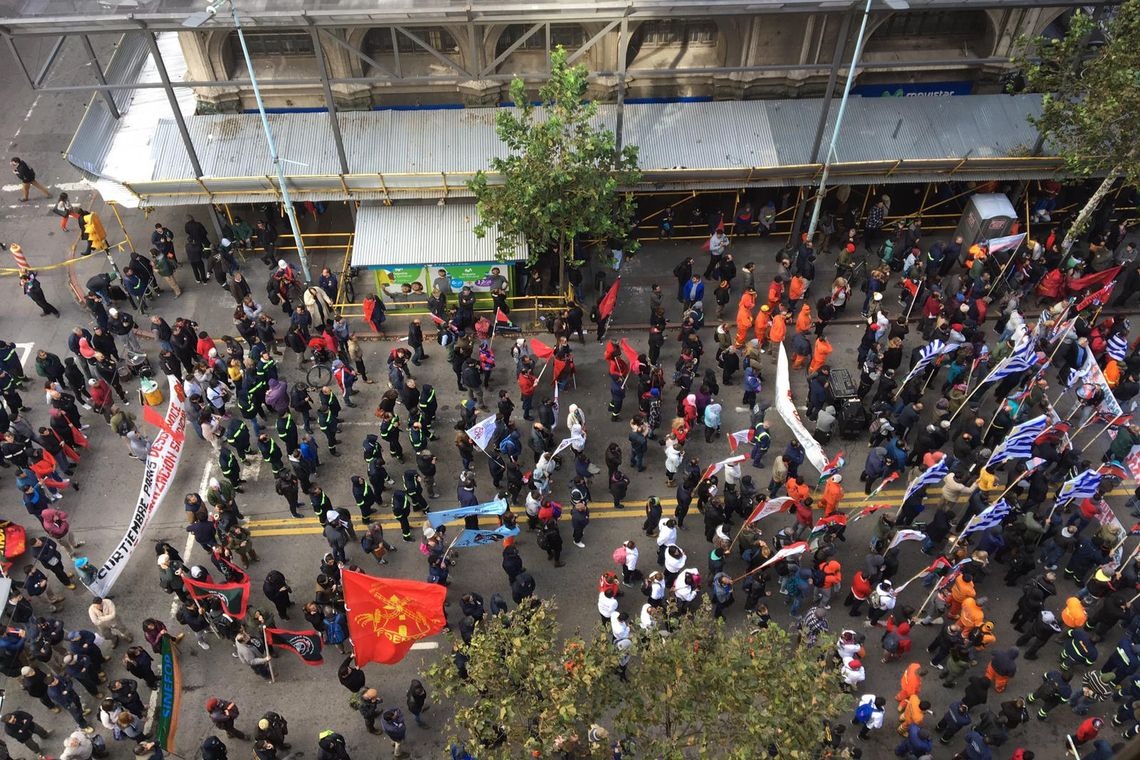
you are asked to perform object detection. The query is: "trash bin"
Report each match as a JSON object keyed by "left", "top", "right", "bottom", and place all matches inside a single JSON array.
[{"left": 140, "top": 377, "right": 163, "bottom": 406}]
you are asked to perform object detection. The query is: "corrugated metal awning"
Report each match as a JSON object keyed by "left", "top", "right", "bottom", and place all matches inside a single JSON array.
[{"left": 352, "top": 202, "right": 527, "bottom": 268}]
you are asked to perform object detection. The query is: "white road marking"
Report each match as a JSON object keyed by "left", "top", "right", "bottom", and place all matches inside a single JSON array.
[
  {"left": 144, "top": 688, "right": 159, "bottom": 734},
  {"left": 14, "top": 342, "right": 33, "bottom": 369},
  {"left": 1, "top": 179, "right": 92, "bottom": 193},
  {"left": 410, "top": 641, "right": 439, "bottom": 650},
  {"left": 10, "top": 95, "right": 40, "bottom": 141}
]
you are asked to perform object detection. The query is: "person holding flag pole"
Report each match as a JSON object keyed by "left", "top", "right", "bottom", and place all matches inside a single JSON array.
[
  {"left": 262, "top": 624, "right": 275, "bottom": 684},
  {"left": 1079, "top": 413, "right": 1131, "bottom": 454}
]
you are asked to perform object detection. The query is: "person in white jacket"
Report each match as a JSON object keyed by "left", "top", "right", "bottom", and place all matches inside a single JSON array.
[
  {"left": 663, "top": 545, "right": 687, "bottom": 587},
  {"left": 645, "top": 571, "right": 667, "bottom": 608},
  {"left": 673, "top": 569, "right": 700, "bottom": 611},
  {"left": 303, "top": 285, "right": 334, "bottom": 327},
  {"left": 853, "top": 694, "right": 886, "bottom": 740},
  {"left": 597, "top": 589, "right": 619, "bottom": 625},
  {"left": 841, "top": 658, "right": 866, "bottom": 692},
  {"left": 619, "top": 540, "right": 639, "bottom": 585},
  {"left": 59, "top": 730, "right": 93, "bottom": 760},
  {"left": 664, "top": 435, "right": 683, "bottom": 486},
  {"left": 655, "top": 518, "right": 677, "bottom": 564},
  {"left": 87, "top": 597, "right": 133, "bottom": 648}
]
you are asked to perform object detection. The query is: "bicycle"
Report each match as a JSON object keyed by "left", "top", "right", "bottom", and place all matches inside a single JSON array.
[
  {"left": 306, "top": 350, "right": 334, "bottom": 387},
  {"left": 341, "top": 265, "right": 360, "bottom": 303}
]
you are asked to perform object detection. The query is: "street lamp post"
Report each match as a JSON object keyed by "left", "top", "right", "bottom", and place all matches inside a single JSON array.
[
  {"left": 805, "top": 0, "right": 909, "bottom": 243},
  {"left": 185, "top": 0, "right": 313, "bottom": 281}
]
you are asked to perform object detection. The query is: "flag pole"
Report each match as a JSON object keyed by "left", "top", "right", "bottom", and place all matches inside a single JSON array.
[
  {"left": 535, "top": 360, "right": 549, "bottom": 382},
  {"left": 1079, "top": 413, "right": 1126, "bottom": 454},
  {"left": 1068, "top": 412, "right": 1105, "bottom": 440},
  {"left": 262, "top": 625, "right": 276, "bottom": 683}
]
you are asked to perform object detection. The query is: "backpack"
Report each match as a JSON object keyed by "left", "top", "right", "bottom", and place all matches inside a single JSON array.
[
  {"left": 612, "top": 546, "right": 627, "bottom": 565},
  {"left": 854, "top": 701, "right": 874, "bottom": 725}
]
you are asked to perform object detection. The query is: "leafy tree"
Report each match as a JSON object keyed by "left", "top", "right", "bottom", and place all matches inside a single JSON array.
[
  {"left": 428, "top": 599, "right": 852, "bottom": 759},
  {"left": 1018, "top": 2, "right": 1140, "bottom": 251},
  {"left": 426, "top": 599, "right": 621, "bottom": 758},
  {"left": 612, "top": 601, "right": 852, "bottom": 759},
  {"left": 468, "top": 47, "right": 642, "bottom": 280}
]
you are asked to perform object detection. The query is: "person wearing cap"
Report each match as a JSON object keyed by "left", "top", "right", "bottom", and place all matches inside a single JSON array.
[
  {"left": 316, "top": 729, "right": 350, "bottom": 760},
  {"left": 253, "top": 712, "right": 290, "bottom": 751},
  {"left": 322, "top": 510, "right": 353, "bottom": 564}
]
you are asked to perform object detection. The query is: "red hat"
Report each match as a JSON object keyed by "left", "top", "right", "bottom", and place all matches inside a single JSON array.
[
  {"left": 205, "top": 697, "right": 220, "bottom": 712},
  {"left": 848, "top": 659, "right": 862, "bottom": 669}
]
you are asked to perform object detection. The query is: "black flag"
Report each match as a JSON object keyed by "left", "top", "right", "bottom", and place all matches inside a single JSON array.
[{"left": 265, "top": 628, "right": 324, "bottom": 665}]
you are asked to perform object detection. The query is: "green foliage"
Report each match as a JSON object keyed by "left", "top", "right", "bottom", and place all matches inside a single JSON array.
[
  {"left": 428, "top": 599, "right": 852, "bottom": 759},
  {"left": 613, "top": 602, "right": 852, "bottom": 759},
  {"left": 1017, "top": 3, "right": 1140, "bottom": 185},
  {"left": 426, "top": 599, "right": 622, "bottom": 758},
  {"left": 468, "top": 47, "right": 642, "bottom": 268}
]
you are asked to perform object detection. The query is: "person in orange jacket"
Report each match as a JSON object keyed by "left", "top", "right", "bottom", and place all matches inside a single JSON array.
[
  {"left": 795, "top": 303, "right": 814, "bottom": 333},
  {"left": 1061, "top": 596, "right": 1087, "bottom": 628},
  {"left": 817, "top": 558, "right": 842, "bottom": 608},
  {"left": 753, "top": 304, "right": 771, "bottom": 345},
  {"left": 896, "top": 662, "right": 925, "bottom": 709},
  {"left": 786, "top": 474, "right": 810, "bottom": 505},
  {"left": 734, "top": 289, "right": 757, "bottom": 339},
  {"left": 767, "top": 276, "right": 784, "bottom": 312},
  {"left": 897, "top": 694, "right": 931, "bottom": 736},
  {"left": 788, "top": 274, "right": 808, "bottom": 309},
  {"left": 957, "top": 596, "right": 984, "bottom": 634},
  {"left": 947, "top": 572, "right": 977, "bottom": 619},
  {"left": 819, "top": 474, "right": 844, "bottom": 516},
  {"left": 766, "top": 312, "right": 787, "bottom": 357},
  {"left": 809, "top": 336, "right": 832, "bottom": 373}
]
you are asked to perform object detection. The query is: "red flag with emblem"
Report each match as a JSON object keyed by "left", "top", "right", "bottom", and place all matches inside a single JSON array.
[{"left": 342, "top": 570, "right": 447, "bottom": 666}]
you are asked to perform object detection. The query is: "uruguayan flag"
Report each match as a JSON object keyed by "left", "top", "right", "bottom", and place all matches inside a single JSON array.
[
  {"left": 1056, "top": 469, "right": 1103, "bottom": 503},
  {"left": 903, "top": 459, "right": 950, "bottom": 504},
  {"left": 986, "top": 414, "right": 1048, "bottom": 468},
  {"left": 963, "top": 499, "right": 1013, "bottom": 535},
  {"left": 988, "top": 339, "right": 1038, "bottom": 382}
]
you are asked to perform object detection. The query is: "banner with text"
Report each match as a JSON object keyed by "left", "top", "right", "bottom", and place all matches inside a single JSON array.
[
  {"left": 88, "top": 376, "right": 188, "bottom": 596},
  {"left": 776, "top": 344, "right": 830, "bottom": 474}
]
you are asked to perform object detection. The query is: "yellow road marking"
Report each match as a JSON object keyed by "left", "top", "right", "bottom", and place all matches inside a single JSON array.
[{"left": 245, "top": 487, "right": 1132, "bottom": 538}]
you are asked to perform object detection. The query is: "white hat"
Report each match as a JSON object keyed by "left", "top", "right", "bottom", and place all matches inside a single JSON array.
[
  {"left": 327, "top": 510, "right": 340, "bottom": 522},
  {"left": 832, "top": 474, "right": 842, "bottom": 484},
  {"left": 108, "top": 307, "right": 118, "bottom": 317},
  {"left": 872, "top": 292, "right": 883, "bottom": 302},
  {"left": 277, "top": 260, "right": 288, "bottom": 270}
]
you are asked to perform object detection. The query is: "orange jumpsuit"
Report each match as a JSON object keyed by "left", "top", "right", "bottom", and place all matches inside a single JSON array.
[
  {"left": 898, "top": 694, "right": 925, "bottom": 733},
  {"left": 753, "top": 308, "right": 771, "bottom": 342},
  {"left": 734, "top": 291, "right": 756, "bottom": 346},
  {"left": 984, "top": 662, "right": 1010, "bottom": 693},
  {"left": 958, "top": 597, "right": 984, "bottom": 634},
  {"left": 768, "top": 314, "right": 787, "bottom": 349},
  {"left": 809, "top": 337, "right": 833, "bottom": 373},
  {"left": 947, "top": 575, "right": 976, "bottom": 619},
  {"left": 767, "top": 280, "right": 784, "bottom": 312},
  {"left": 895, "top": 663, "right": 923, "bottom": 709},
  {"left": 795, "top": 304, "right": 813, "bottom": 333},
  {"left": 788, "top": 275, "right": 808, "bottom": 305},
  {"left": 786, "top": 478, "right": 810, "bottom": 504},
  {"left": 819, "top": 479, "right": 844, "bottom": 516}
]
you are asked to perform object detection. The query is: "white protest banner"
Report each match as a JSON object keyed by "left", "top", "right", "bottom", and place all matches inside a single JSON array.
[
  {"left": 88, "top": 377, "right": 188, "bottom": 596},
  {"left": 776, "top": 344, "right": 829, "bottom": 474},
  {"left": 466, "top": 415, "right": 498, "bottom": 452}
]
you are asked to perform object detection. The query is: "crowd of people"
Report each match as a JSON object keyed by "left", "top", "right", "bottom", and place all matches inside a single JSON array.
[{"left": 1, "top": 199, "right": 1140, "bottom": 759}]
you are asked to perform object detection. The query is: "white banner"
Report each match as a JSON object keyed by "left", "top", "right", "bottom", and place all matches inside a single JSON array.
[
  {"left": 88, "top": 376, "right": 188, "bottom": 596},
  {"left": 776, "top": 344, "right": 829, "bottom": 474},
  {"left": 466, "top": 415, "right": 498, "bottom": 452},
  {"left": 986, "top": 232, "right": 1027, "bottom": 255}
]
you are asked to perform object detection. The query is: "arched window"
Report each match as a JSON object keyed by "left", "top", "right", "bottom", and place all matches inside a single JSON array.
[
  {"left": 364, "top": 27, "right": 459, "bottom": 57},
  {"left": 865, "top": 11, "right": 991, "bottom": 55},
  {"left": 494, "top": 24, "right": 586, "bottom": 56}
]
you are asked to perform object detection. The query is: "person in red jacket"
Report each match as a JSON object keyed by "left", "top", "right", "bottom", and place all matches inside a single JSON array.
[
  {"left": 845, "top": 570, "right": 873, "bottom": 616},
  {"left": 41, "top": 507, "right": 83, "bottom": 553},
  {"left": 518, "top": 368, "right": 537, "bottom": 421},
  {"left": 1071, "top": 716, "right": 1103, "bottom": 746}
]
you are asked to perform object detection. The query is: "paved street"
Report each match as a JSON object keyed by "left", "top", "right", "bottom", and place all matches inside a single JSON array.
[{"left": 0, "top": 37, "right": 1138, "bottom": 760}]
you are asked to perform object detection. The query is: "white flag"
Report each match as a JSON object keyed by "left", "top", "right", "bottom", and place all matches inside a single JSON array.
[
  {"left": 759, "top": 541, "right": 808, "bottom": 570},
  {"left": 466, "top": 415, "right": 498, "bottom": 452},
  {"left": 888, "top": 529, "right": 927, "bottom": 550},
  {"left": 552, "top": 435, "right": 585, "bottom": 458}
]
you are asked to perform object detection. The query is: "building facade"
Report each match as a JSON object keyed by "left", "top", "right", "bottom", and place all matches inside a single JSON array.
[{"left": 179, "top": 6, "right": 1074, "bottom": 113}]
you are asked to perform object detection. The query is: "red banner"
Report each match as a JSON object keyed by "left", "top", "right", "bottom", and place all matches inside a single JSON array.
[{"left": 342, "top": 570, "right": 447, "bottom": 665}]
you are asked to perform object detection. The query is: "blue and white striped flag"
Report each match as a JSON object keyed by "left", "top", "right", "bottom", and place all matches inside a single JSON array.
[
  {"left": 987, "top": 339, "right": 1038, "bottom": 383},
  {"left": 1056, "top": 469, "right": 1103, "bottom": 503},
  {"left": 903, "top": 459, "right": 950, "bottom": 504},
  {"left": 963, "top": 499, "right": 1013, "bottom": 536},
  {"left": 986, "top": 414, "right": 1048, "bottom": 469},
  {"left": 899, "top": 340, "right": 960, "bottom": 389}
]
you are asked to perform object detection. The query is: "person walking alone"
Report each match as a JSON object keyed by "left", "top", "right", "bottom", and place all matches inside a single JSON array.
[
  {"left": 11, "top": 157, "right": 50, "bottom": 201},
  {"left": 21, "top": 271, "right": 60, "bottom": 317}
]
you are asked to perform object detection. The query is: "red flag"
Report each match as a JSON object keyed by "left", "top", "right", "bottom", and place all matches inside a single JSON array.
[
  {"left": 619, "top": 338, "right": 641, "bottom": 374},
  {"left": 850, "top": 503, "right": 893, "bottom": 522},
  {"left": 598, "top": 277, "right": 620, "bottom": 321},
  {"left": 1075, "top": 280, "right": 1117, "bottom": 311},
  {"left": 495, "top": 308, "right": 511, "bottom": 324},
  {"left": 552, "top": 357, "right": 567, "bottom": 387},
  {"left": 700, "top": 217, "right": 725, "bottom": 251},
  {"left": 529, "top": 338, "right": 555, "bottom": 360},
  {"left": 429, "top": 313, "right": 446, "bottom": 326},
  {"left": 143, "top": 403, "right": 185, "bottom": 443},
  {"left": 342, "top": 570, "right": 447, "bottom": 666},
  {"left": 1068, "top": 265, "right": 1121, "bottom": 293}
]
